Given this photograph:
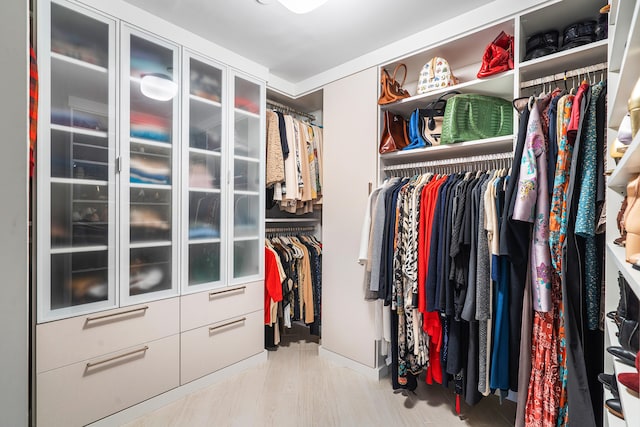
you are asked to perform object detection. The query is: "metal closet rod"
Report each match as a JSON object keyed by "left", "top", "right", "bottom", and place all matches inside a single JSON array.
[
  {"left": 520, "top": 62, "right": 608, "bottom": 89},
  {"left": 383, "top": 152, "right": 514, "bottom": 172},
  {"left": 266, "top": 99, "right": 316, "bottom": 122},
  {"left": 265, "top": 225, "right": 317, "bottom": 234}
]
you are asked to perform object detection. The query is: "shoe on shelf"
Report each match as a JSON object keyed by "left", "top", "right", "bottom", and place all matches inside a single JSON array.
[
  {"left": 605, "top": 398, "right": 624, "bottom": 419},
  {"left": 618, "top": 372, "right": 639, "bottom": 398},
  {"left": 625, "top": 176, "right": 640, "bottom": 262},
  {"left": 598, "top": 372, "right": 619, "bottom": 397},
  {"left": 629, "top": 76, "right": 640, "bottom": 138},
  {"left": 608, "top": 346, "right": 638, "bottom": 367}
]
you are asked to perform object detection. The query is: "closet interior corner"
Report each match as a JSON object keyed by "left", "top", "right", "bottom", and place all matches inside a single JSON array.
[{"left": 264, "top": 88, "right": 324, "bottom": 350}]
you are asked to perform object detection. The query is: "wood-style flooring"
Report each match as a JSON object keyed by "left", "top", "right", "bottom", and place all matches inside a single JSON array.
[{"left": 125, "top": 324, "right": 516, "bottom": 426}]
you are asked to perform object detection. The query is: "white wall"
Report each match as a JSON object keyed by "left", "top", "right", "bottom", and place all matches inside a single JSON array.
[
  {"left": 281, "top": 0, "right": 554, "bottom": 96},
  {"left": 322, "top": 67, "right": 378, "bottom": 368},
  {"left": 0, "top": 0, "right": 29, "bottom": 425}
]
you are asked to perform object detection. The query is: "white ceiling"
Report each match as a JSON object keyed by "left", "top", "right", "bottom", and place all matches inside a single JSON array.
[{"left": 121, "top": 0, "right": 494, "bottom": 87}]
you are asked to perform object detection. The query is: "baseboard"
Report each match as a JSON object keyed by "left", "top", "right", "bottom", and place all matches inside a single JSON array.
[
  {"left": 318, "top": 345, "right": 388, "bottom": 381},
  {"left": 88, "top": 350, "right": 268, "bottom": 426}
]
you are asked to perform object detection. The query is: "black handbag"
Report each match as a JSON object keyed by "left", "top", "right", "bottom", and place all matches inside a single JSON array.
[{"left": 417, "top": 91, "right": 460, "bottom": 146}]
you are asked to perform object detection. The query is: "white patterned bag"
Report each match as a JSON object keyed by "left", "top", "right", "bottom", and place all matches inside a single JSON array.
[{"left": 416, "top": 57, "right": 459, "bottom": 94}]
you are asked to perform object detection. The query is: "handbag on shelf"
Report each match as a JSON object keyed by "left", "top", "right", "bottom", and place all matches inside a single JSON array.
[
  {"left": 379, "top": 110, "right": 409, "bottom": 154},
  {"left": 441, "top": 93, "right": 513, "bottom": 144},
  {"left": 378, "top": 64, "right": 411, "bottom": 105},
  {"left": 418, "top": 91, "right": 460, "bottom": 146},
  {"left": 404, "top": 109, "right": 429, "bottom": 150},
  {"left": 416, "top": 57, "right": 459, "bottom": 94},
  {"left": 477, "top": 31, "right": 514, "bottom": 78}
]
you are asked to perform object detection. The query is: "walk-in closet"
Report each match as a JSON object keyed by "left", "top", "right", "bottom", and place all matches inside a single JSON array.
[{"left": 2, "top": 0, "right": 639, "bottom": 426}]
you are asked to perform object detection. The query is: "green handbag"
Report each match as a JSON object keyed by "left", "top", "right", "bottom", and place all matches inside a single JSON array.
[{"left": 441, "top": 94, "right": 513, "bottom": 144}]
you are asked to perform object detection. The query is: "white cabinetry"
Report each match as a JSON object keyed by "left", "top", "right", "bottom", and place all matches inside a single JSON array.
[
  {"left": 606, "top": 1, "right": 640, "bottom": 426},
  {"left": 35, "top": 0, "right": 265, "bottom": 424}
]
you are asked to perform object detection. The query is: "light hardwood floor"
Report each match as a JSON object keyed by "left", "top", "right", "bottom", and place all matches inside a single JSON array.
[{"left": 125, "top": 324, "right": 516, "bottom": 427}]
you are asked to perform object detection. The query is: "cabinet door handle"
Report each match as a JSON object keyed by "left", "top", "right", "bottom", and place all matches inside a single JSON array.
[
  {"left": 208, "top": 317, "right": 246, "bottom": 332},
  {"left": 85, "top": 306, "right": 149, "bottom": 323},
  {"left": 209, "top": 286, "right": 246, "bottom": 298},
  {"left": 85, "top": 346, "right": 149, "bottom": 369}
]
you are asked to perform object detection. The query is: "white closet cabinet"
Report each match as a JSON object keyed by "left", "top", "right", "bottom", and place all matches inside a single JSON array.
[
  {"left": 321, "top": 67, "right": 379, "bottom": 372},
  {"left": 35, "top": 0, "right": 266, "bottom": 424},
  {"left": 605, "top": 1, "right": 640, "bottom": 426},
  {"left": 120, "top": 25, "right": 181, "bottom": 306}
]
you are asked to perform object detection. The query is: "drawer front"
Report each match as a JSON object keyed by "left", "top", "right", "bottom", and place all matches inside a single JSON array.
[
  {"left": 180, "top": 309, "right": 263, "bottom": 385},
  {"left": 37, "top": 297, "right": 179, "bottom": 373},
  {"left": 36, "top": 334, "right": 179, "bottom": 427},
  {"left": 180, "top": 281, "right": 263, "bottom": 332}
]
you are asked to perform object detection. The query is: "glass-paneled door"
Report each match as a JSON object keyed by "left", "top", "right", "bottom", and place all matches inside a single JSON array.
[
  {"left": 229, "top": 72, "right": 264, "bottom": 282},
  {"left": 120, "top": 26, "right": 180, "bottom": 305},
  {"left": 182, "top": 52, "right": 225, "bottom": 293},
  {"left": 38, "top": 0, "right": 117, "bottom": 322}
]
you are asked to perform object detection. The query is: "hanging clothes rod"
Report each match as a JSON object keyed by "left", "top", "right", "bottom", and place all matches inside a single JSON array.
[
  {"left": 383, "top": 151, "right": 514, "bottom": 172},
  {"left": 265, "top": 225, "right": 317, "bottom": 234},
  {"left": 520, "top": 62, "right": 608, "bottom": 89},
  {"left": 266, "top": 99, "right": 316, "bottom": 122}
]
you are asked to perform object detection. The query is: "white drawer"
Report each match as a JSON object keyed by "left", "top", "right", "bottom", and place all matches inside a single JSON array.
[
  {"left": 37, "top": 297, "right": 179, "bottom": 373},
  {"left": 36, "top": 334, "right": 179, "bottom": 427},
  {"left": 180, "top": 309, "right": 263, "bottom": 385},
  {"left": 180, "top": 281, "right": 263, "bottom": 332}
]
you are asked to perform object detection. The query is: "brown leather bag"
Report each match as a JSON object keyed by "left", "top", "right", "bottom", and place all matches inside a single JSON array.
[
  {"left": 378, "top": 64, "right": 410, "bottom": 105},
  {"left": 379, "top": 110, "right": 409, "bottom": 154}
]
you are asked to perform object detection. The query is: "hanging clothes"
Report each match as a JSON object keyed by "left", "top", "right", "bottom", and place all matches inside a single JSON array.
[
  {"left": 264, "top": 234, "right": 322, "bottom": 349},
  {"left": 266, "top": 110, "right": 323, "bottom": 214}
]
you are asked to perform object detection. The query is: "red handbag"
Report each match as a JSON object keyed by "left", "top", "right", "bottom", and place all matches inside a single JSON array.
[{"left": 477, "top": 31, "right": 514, "bottom": 79}]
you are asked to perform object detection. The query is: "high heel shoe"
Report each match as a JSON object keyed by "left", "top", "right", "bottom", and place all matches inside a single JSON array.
[
  {"left": 624, "top": 175, "right": 640, "bottom": 262},
  {"left": 629, "top": 76, "right": 640, "bottom": 138}
]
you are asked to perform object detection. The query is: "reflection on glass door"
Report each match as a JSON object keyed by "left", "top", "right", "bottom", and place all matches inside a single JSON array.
[
  {"left": 183, "top": 55, "right": 224, "bottom": 291},
  {"left": 122, "top": 27, "right": 179, "bottom": 303},
  {"left": 39, "top": 1, "right": 116, "bottom": 321}
]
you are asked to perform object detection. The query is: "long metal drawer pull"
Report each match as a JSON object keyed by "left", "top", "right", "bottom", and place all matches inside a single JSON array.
[
  {"left": 85, "top": 346, "right": 149, "bottom": 369},
  {"left": 209, "top": 286, "right": 246, "bottom": 297},
  {"left": 209, "top": 317, "right": 246, "bottom": 332},
  {"left": 85, "top": 306, "right": 149, "bottom": 323}
]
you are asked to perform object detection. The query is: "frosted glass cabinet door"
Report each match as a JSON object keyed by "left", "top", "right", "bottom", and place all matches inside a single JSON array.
[
  {"left": 38, "top": 0, "right": 117, "bottom": 322},
  {"left": 182, "top": 53, "right": 225, "bottom": 292},
  {"left": 230, "top": 74, "right": 264, "bottom": 281},
  {"left": 121, "top": 26, "right": 179, "bottom": 304}
]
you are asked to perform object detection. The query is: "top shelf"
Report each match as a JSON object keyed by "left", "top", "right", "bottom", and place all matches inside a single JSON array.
[{"left": 518, "top": 39, "right": 608, "bottom": 81}]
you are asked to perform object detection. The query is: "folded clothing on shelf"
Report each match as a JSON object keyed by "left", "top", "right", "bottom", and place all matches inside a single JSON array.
[
  {"left": 189, "top": 163, "right": 216, "bottom": 188},
  {"left": 130, "top": 207, "right": 170, "bottom": 230},
  {"left": 51, "top": 108, "right": 106, "bottom": 131},
  {"left": 235, "top": 97, "right": 259, "bottom": 114},
  {"left": 130, "top": 111, "right": 170, "bottom": 142},
  {"left": 51, "top": 27, "right": 106, "bottom": 66},
  {"left": 190, "top": 69, "right": 221, "bottom": 102},
  {"left": 188, "top": 226, "right": 220, "bottom": 239},
  {"left": 130, "top": 155, "right": 171, "bottom": 185},
  {"left": 129, "top": 267, "right": 164, "bottom": 292}
]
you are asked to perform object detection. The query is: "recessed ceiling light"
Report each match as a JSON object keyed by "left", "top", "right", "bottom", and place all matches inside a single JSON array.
[{"left": 257, "top": 0, "right": 328, "bottom": 14}]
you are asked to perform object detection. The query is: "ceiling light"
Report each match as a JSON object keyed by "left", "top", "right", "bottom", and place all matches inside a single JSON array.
[
  {"left": 275, "top": 0, "right": 328, "bottom": 14},
  {"left": 139, "top": 73, "right": 178, "bottom": 101}
]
